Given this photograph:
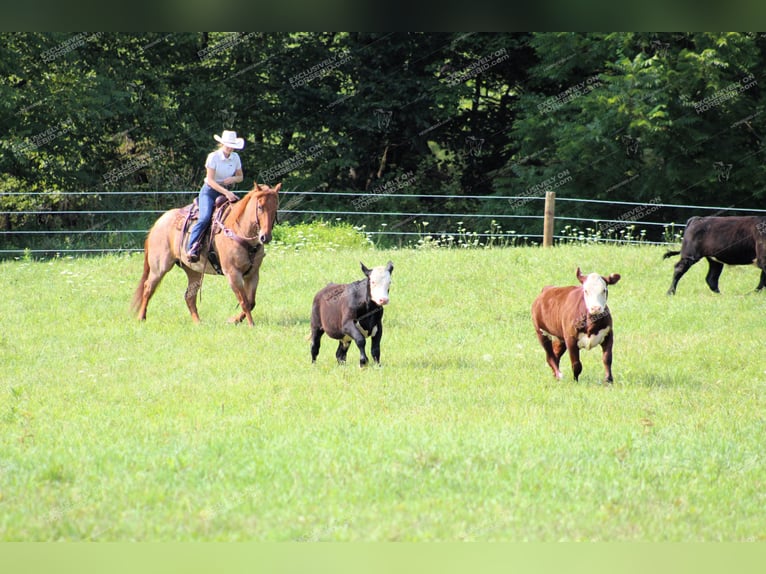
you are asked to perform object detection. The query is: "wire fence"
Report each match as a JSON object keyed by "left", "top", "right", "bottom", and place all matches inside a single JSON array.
[{"left": 2, "top": 190, "right": 766, "bottom": 257}]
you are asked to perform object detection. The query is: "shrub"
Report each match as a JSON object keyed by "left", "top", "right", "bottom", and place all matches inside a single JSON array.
[{"left": 271, "top": 220, "right": 371, "bottom": 251}]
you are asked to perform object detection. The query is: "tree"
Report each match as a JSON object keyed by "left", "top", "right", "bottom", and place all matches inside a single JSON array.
[{"left": 505, "top": 32, "right": 765, "bottom": 238}]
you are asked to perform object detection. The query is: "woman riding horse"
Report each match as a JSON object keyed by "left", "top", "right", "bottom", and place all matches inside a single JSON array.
[{"left": 187, "top": 130, "right": 245, "bottom": 262}]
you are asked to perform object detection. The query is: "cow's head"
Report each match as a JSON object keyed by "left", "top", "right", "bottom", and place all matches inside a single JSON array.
[
  {"left": 362, "top": 261, "right": 394, "bottom": 306},
  {"left": 577, "top": 267, "right": 621, "bottom": 316}
]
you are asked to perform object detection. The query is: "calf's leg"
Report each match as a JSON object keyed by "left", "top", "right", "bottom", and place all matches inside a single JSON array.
[
  {"left": 310, "top": 327, "right": 323, "bottom": 363},
  {"left": 757, "top": 269, "right": 766, "bottom": 291},
  {"left": 755, "top": 242, "right": 766, "bottom": 291},
  {"left": 335, "top": 339, "right": 351, "bottom": 363},
  {"left": 601, "top": 332, "right": 615, "bottom": 383},
  {"left": 704, "top": 258, "right": 724, "bottom": 293},
  {"left": 566, "top": 338, "right": 583, "bottom": 382},
  {"left": 536, "top": 331, "right": 563, "bottom": 379},
  {"left": 342, "top": 321, "right": 370, "bottom": 367},
  {"left": 667, "top": 257, "right": 698, "bottom": 295},
  {"left": 370, "top": 322, "right": 383, "bottom": 364}
]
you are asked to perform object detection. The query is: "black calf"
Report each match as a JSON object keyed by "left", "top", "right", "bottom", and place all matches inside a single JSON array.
[{"left": 310, "top": 262, "right": 393, "bottom": 367}]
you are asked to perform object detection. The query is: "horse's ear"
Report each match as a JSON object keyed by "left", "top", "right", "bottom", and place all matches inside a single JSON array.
[{"left": 274, "top": 182, "right": 282, "bottom": 193}]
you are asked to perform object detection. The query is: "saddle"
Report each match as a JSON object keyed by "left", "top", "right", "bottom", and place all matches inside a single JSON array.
[
  {"left": 175, "top": 196, "right": 231, "bottom": 274},
  {"left": 176, "top": 196, "right": 260, "bottom": 275}
]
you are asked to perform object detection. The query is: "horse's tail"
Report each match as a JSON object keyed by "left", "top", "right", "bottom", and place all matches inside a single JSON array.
[
  {"left": 663, "top": 250, "right": 681, "bottom": 260},
  {"left": 131, "top": 238, "right": 151, "bottom": 314}
]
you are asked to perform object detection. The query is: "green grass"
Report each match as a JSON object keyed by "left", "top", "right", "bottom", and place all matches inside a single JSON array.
[{"left": 1, "top": 244, "right": 765, "bottom": 541}]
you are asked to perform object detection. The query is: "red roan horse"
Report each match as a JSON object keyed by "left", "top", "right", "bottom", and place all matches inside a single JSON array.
[{"left": 132, "top": 182, "right": 280, "bottom": 325}]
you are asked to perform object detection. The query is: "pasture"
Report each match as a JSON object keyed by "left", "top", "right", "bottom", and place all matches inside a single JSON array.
[{"left": 1, "top": 243, "right": 765, "bottom": 541}]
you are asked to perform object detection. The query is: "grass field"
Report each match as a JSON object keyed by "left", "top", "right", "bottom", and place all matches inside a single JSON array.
[{"left": 1, "top": 242, "right": 765, "bottom": 541}]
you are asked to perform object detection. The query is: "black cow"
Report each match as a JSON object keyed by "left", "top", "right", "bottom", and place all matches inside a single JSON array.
[
  {"left": 310, "top": 261, "right": 393, "bottom": 367},
  {"left": 664, "top": 216, "right": 766, "bottom": 295}
]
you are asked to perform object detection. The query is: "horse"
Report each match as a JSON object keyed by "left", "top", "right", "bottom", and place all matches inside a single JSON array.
[{"left": 132, "top": 182, "right": 280, "bottom": 326}]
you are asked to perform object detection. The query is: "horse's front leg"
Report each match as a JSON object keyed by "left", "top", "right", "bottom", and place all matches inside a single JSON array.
[
  {"left": 229, "top": 249, "right": 264, "bottom": 325},
  {"left": 225, "top": 270, "right": 255, "bottom": 326},
  {"left": 235, "top": 269, "right": 261, "bottom": 325}
]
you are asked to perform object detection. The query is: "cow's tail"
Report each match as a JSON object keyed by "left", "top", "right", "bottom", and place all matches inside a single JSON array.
[{"left": 663, "top": 250, "right": 681, "bottom": 260}]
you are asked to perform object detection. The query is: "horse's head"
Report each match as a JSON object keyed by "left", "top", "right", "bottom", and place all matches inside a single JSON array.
[{"left": 249, "top": 182, "right": 280, "bottom": 244}]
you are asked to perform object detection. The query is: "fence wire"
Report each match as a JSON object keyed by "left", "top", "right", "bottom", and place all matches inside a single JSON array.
[{"left": 2, "top": 190, "right": 765, "bottom": 257}]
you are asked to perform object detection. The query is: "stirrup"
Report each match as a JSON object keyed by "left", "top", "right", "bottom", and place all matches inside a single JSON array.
[{"left": 188, "top": 242, "right": 201, "bottom": 262}]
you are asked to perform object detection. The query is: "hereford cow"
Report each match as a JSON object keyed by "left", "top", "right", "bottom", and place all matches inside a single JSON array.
[
  {"left": 664, "top": 216, "right": 766, "bottom": 295},
  {"left": 531, "top": 267, "right": 621, "bottom": 383},
  {"left": 310, "top": 261, "right": 393, "bottom": 367}
]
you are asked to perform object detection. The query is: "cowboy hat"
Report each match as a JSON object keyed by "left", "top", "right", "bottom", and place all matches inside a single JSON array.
[{"left": 213, "top": 130, "right": 245, "bottom": 149}]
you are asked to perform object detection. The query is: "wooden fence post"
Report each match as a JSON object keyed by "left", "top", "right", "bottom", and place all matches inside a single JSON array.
[{"left": 543, "top": 191, "right": 555, "bottom": 247}]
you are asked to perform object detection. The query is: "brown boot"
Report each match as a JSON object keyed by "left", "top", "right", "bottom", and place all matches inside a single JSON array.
[{"left": 188, "top": 242, "right": 201, "bottom": 263}]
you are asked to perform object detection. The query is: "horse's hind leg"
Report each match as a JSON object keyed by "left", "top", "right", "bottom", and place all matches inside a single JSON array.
[
  {"left": 183, "top": 268, "right": 204, "bottom": 323},
  {"left": 137, "top": 273, "right": 162, "bottom": 321},
  {"left": 137, "top": 264, "right": 170, "bottom": 321}
]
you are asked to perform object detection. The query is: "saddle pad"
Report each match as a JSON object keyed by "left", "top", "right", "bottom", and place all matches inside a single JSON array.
[{"left": 174, "top": 200, "right": 198, "bottom": 231}]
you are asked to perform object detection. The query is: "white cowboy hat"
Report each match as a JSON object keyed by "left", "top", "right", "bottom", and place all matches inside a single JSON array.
[{"left": 213, "top": 130, "right": 245, "bottom": 149}]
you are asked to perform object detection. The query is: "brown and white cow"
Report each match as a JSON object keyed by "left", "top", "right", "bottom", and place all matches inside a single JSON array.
[
  {"left": 531, "top": 267, "right": 621, "bottom": 383},
  {"left": 310, "top": 261, "right": 393, "bottom": 367},
  {"left": 664, "top": 216, "right": 766, "bottom": 295}
]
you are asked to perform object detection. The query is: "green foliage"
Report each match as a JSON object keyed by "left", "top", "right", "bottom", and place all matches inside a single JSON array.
[
  {"left": 271, "top": 220, "right": 371, "bottom": 250},
  {"left": 2, "top": 32, "right": 766, "bottom": 251},
  {"left": 503, "top": 32, "right": 766, "bottom": 235}
]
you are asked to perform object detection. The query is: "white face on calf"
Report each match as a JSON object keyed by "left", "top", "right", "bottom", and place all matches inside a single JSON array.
[
  {"left": 577, "top": 267, "right": 620, "bottom": 316},
  {"left": 363, "top": 261, "right": 394, "bottom": 306},
  {"left": 582, "top": 273, "right": 609, "bottom": 316}
]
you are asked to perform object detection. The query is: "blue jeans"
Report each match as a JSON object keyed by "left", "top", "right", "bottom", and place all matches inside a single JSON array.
[{"left": 187, "top": 184, "right": 222, "bottom": 249}]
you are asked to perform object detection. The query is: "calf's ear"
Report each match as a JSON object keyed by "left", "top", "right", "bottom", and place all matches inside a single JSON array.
[
  {"left": 605, "top": 273, "right": 621, "bottom": 285},
  {"left": 361, "top": 262, "right": 372, "bottom": 276},
  {"left": 576, "top": 267, "right": 586, "bottom": 283},
  {"left": 386, "top": 261, "right": 394, "bottom": 273}
]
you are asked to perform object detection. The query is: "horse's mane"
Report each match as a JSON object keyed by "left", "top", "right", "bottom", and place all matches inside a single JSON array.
[{"left": 228, "top": 184, "right": 277, "bottom": 223}]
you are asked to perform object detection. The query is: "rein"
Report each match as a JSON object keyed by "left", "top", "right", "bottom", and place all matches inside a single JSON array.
[{"left": 214, "top": 199, "right": 261, "bottom": 254}]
